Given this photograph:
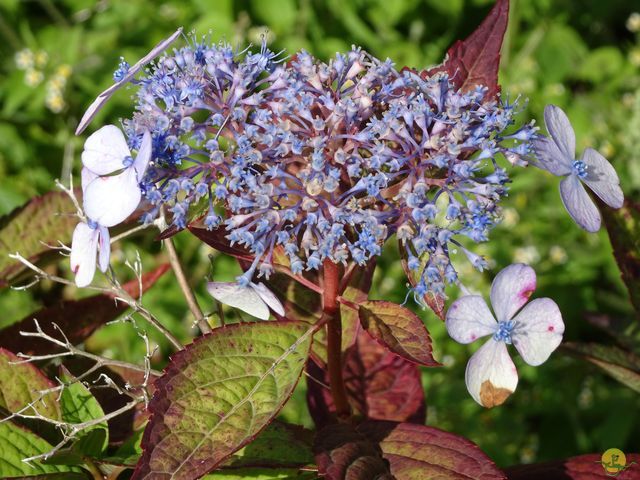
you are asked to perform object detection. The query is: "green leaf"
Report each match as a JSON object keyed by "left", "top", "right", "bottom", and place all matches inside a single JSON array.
[
  {"left": 359, "top": 301, "right": 440, "bottom": 367},
  {"left": 100, "top": 427, "right": 144, "bottom": 467},
  {"left": 203, "top": 468, "right": 317, "bottom": 479},
  {"left": 0, "top": 190, "right": 79, "bottom": 287},
  {"left": 225, "top": 420, "right": 314, "bottom": 469},
  {"left": 133, "top": 321, "right": 314, "bottom": 480},
  {"left": 602, "top": 200, "right": 640, "bottom": 319},
  {"left": 0, "top": 421, "right": 84, "bottom": 478},
  {"left": 0, "top": 349, "right": 61, "bottom": 421},
  {"left": 563, "top": 342, "right": 640, "bottom": 393},
  {"left": 45, "top": 367, "right": 109, "bottom": 466},
  {"left": 49, "top": 367, "right": 108, "bottom": 461}
]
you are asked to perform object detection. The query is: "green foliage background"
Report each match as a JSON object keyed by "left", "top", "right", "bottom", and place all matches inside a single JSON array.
[{"left": 1, "top": 0, "right": 639, "bottom": 469}]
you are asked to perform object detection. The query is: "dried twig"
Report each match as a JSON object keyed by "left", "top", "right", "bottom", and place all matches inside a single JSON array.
[{"left": 9, "top": 252, "right": 183, "bottom": 351}]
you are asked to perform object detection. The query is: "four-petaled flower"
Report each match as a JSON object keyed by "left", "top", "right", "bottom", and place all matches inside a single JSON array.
[
  {"left": 533, "top": 104, "right": 624, "bottom": 232},
  {"left": 70, "top": 125, "right": 151, "bottom": 287},
  {"left": 445, "top": 263, "right": 564, "bottom": 408}
]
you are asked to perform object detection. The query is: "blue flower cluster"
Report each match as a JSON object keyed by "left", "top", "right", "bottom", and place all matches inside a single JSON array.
[{"left": 122, "top": 36, "right": 536, "bottom": 299}]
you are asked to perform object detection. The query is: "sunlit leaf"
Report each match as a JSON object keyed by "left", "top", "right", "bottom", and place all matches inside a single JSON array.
[
  {"left": 133, "top": 321, "right": 313, "bottom": 480},
  {"left": 0, "top": 348, "right": 60, "bottom": 420},
  {"left": 359, "top": 300, "right": 440, "bottom": 367},
  {"left": 0, "top": 421, "right": 85, "bottom": 478},
  {"left": 424, "top": 0, "right": 509, "bottom": 98},
  {"left": 358, "top": 421, "right": 505, "bottom": 480},
  {"left": 0, "top": 190, "right": 79, "bottom": 287}
]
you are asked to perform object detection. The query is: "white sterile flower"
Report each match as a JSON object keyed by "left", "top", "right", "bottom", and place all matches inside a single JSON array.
[
  {"left": 533, "top": 104, "right": 624, "bottom": 232},
  {"left": 207, "top": 281, "right": 285, "bottom": 320},
  {"left": 70, "top": 125, "right": 151, "bottom": 287},
  {"left": 446, "top": 263, "right": 564, "bottom": 408},
  {"left": 76, "top": 27, "right": 183, "bottom": 135},
  {"left": 82, "top": 125, "right": 152, "bottom": 227},
  {"left": 70, "top": 221, "right": 110, "bottom": 288}
]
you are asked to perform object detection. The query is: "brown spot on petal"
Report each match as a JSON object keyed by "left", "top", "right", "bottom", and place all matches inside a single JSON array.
[{"left": 479, "top": 380, "right": 512, "bottom": 408}]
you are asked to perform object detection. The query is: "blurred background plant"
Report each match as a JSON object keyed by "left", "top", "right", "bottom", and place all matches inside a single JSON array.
[{"left": 1, "top": 0, "right": 639, "bottom": 469}]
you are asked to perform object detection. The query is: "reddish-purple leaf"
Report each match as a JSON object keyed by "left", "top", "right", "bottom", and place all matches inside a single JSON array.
[
  {"left": 133, "top": 321, "right": 313, "bottom": 480},
  {"left": 188, "top": 221, "right": 255, "bottom": 260},
  {"left": 602, "top": 199, "right": 640, "bottom": 320},
  {"left": 314, "top": 423, "right": 394, "bottom": 480},
  {"left": 359, "top": 301, "right": 440, "bottom": 367},
  {"left": 358, "top": 421, "right": 506, "bottom": 480},
  {"left": 0, "top": 349, "right": 60, "bottom": 420},
  {"left": 0, "top": 190, "right": 80, "bottom": 287},
  {"left": 424, "top": 0, "right": 510, "bottom": 99},
  {"left": 505, "top": 453, "right": 640, "bottom": 479},
  {"left": 0, "top": 264, "right": 169, "bottom": 356},
  {"left": 307, "top": 332, "right": 425, "bottom": 428}
]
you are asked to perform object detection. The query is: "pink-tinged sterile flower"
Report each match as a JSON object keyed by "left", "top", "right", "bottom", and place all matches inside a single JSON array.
[
  {"left": 445, "top": 263, "right": 564, "bottom": 408},
  {"left": 70, "top": 125, "right": 151, "bottom": 287},
  {"left": 533, "top": 104, "right": 624, "bottom": 232},
  {"left": 207, "top": 281, "right": 285, "bottom": 320},
  {"left": 75, "top": 27, "right": 183, "bottom": 135}
]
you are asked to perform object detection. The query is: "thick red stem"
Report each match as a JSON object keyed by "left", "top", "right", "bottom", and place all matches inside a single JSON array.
[{"left": 323, "top": 259, "right": 351, "bottom": 420}]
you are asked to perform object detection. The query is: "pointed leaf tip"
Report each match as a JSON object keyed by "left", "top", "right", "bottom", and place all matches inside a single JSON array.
[{"left": 425, "top": 0, "right": 510, "bottom": 99}]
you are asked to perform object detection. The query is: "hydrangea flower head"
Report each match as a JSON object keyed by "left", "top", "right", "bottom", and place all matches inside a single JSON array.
[
  {"left": 104, "top": 34, "right": 538, "bottom": 299},
  {"left": 533, "top": 104, "right": 623, "bottom": 232},
  {"left": 445, "top": 263, "right": 564, "bottom": 407},
  {"left": 74, "top": 32, "right": 538, "bottom": 302}
]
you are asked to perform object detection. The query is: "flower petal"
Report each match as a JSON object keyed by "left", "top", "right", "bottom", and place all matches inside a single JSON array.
[
  {"left": 490, "top": 263, "right": 537, "bottom": 322},
  {"left": 133, "top": 130, "right": 152, "bottom": 180},
  {"left": 76, "top": 95, "right": 111, "bottom": 137},
  {"left": 70, "top": 222, "right": 99, "bottom": 288},
  {"left": 511, "top": 298, "right": 564, "bottom": 366},
  {"left": 465, "top": 338, "right": 518, "bottom": 408},
  {"left": 582, "top": 148, "right": 624, "bottom": 209},
  {"left": 251, "top": 282, "right": 285, "bottom": 317},
  {"left": 560, "top": 174, "right": 601, "bottom": 232},
  {"left": 75, "top": 28, "right": 183, "bottom": 135},
  {"left": 81, "top": 167, "right": 98, "bottom": 191},
  {"left": 544, "top": 104, "right": 575, "bottom": 161},
  {"left": 81, "top": 125, "right": 131, "bottom": 175},
  {"left": 531, "top": 135, "right": 572, "bottom": 176},
  {"left": 84, "top": 168, "right": 141, "bottom": 227},
  {"left": 97, "top": 226, "right": 111, "bottom": 272},
  {"left": 206, "top": 282, "right": 270, "bottom": 320},
  {"left": 445, "top": 295, "right": 496, "bottom": 344}
]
